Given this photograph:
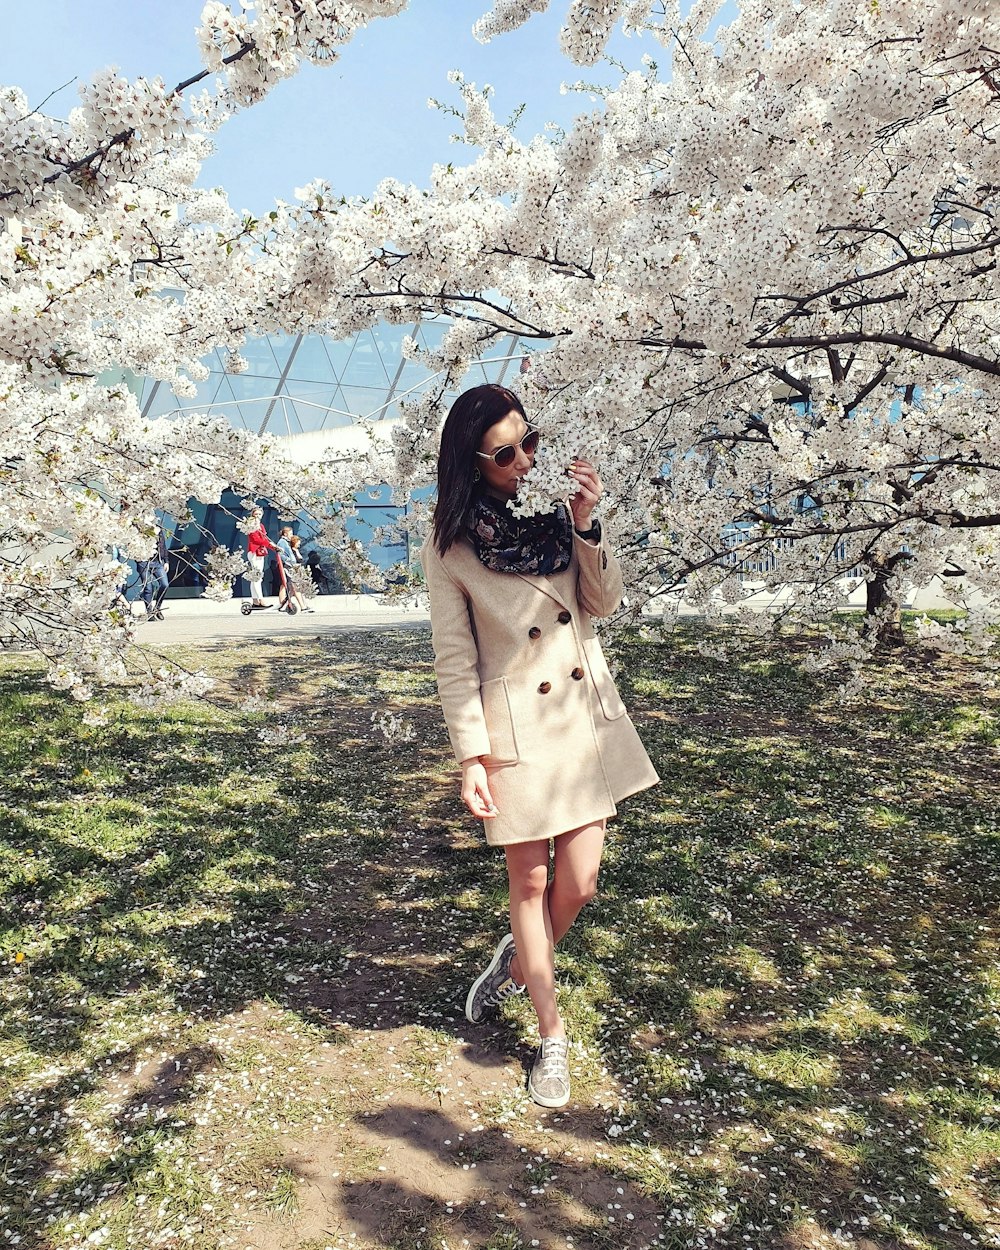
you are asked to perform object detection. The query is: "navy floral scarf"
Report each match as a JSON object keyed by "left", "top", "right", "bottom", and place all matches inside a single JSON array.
[{"left": 469, "top": 494, "right": 573, "bottom": 575}]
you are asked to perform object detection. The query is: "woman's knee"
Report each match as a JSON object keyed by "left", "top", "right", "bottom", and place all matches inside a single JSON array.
[
  {"left": 507, "top": 859, "right": 550, "bottom": 901},
  {"left": 554, "top": 871, "right": 599, "bottom": 911}
]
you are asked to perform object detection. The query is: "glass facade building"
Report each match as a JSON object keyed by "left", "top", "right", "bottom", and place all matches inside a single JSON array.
[
  {"left": 140, "top": 319, "right": 536, "bottom": 436},
  {"left": 139, "top": 319, "right": 541, "bottom": 595}
]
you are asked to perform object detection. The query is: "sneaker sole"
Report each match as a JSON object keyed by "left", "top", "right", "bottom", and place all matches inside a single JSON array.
[{"left": 464, "top": 933, "right": 515, "bottom": 1024}]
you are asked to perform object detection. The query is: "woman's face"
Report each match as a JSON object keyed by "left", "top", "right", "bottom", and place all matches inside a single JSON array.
[{"left": 477, "top": 409, "right": 536, "bottom": 499}]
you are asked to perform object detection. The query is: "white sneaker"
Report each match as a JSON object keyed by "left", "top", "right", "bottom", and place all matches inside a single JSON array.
[{"left": 528, "top": 1036, "right": 570, "bottom": 1108}]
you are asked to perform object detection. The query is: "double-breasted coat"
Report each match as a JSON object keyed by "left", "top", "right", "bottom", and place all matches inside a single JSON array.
[{"left": 420, "top": 527, "right": 660, "bottom": 846}]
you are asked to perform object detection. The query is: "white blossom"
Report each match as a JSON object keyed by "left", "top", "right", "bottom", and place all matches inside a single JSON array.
[{"left": 3, "top": 0, "right": 1000, "bottom": 699}]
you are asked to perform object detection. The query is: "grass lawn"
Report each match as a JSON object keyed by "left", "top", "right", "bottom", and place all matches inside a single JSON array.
[{"left": 1, "top": 623, "right": 998, "bottom": 1250}]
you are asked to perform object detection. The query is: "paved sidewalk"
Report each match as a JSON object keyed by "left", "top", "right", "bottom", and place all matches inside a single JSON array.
[
  {"left": 133, "top": 593, "right": 429, "bottom": 644},
  {"left": 139, "top": 578, "right": 964, "bottom": 647}
]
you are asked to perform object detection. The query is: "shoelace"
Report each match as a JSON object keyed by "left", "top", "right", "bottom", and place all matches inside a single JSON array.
[
  {"left": 485, "top": 975, "right": 523, "bottom": 1006},
  {"left": 537, "top": 1037, "right": 569, "bottom": 1081}
]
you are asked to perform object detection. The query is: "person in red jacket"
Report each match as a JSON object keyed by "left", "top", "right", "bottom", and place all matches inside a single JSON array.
[{"left": 246, "top": 519, "right": 277, "bottom": 609}]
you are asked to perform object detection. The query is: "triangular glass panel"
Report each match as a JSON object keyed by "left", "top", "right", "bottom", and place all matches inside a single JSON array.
[
  {"left": 145, "top": 385, "right": 184, "bottom": 418},
  {"left": 224, "top": 372, "right": 279, "bottom": 403},
  {"left": 416, "top": 320, "right": 448, "bottom": 350},
  {"left": 371, "top": 322, "right": 408, "bottom": 358},
  {"left": 285, "top": 334, "right": 338, "bottom": 384},
  {"left": 342, "top": 331, "right": 392, "bottom": 389},
  {"left": 279, "top": 379, "right": 347, "bottom": 432},
  {"left": 339, "top": 384, "right": 388, "bottom": 419},
  {"left": 319, "top": 334, "right": 357, "bottom": 380},
  {"left": 187, "top": 372, "right": 227, "bottom": 411},
  {"left": 265, "top": 332, "right": 297, "bottom": 372},
  {"left": 391, "top": 358, "right": 435, "bottom": 398}
]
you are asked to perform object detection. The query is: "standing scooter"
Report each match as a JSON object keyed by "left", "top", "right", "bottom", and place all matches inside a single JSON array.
[{"left": 240, "top": 552, "right": 296, "bottom": 615}]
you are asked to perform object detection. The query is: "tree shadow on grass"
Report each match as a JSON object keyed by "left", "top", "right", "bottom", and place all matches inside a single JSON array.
[
  {"left": 265, "top": 1100, "right": 666, "bottom": 1250},
  {"left": 1, "top": 1046, "right": 222, "bottom": 1248},
  {"left": 0, "top": 634, "right": 511, "bottom": 1245},
  {"left": 568, "top": 635, "right": 1000, "bottom": 1248},
  {"left": 2, "top": 629, "right": 999, "bottom": 1248}
]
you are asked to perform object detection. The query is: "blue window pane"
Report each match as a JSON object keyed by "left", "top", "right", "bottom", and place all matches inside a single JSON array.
[
  {"left": 342, "top": 335, "right": 392, "bottom": 388},
  {"left": 144, "top": 386, "right": 182, "bottom": 418},
  {"left": 416, "top": 321, "right": 448, "bottom": 350},
  {"left": 338, "top": 384, "right": 389, "bottom": 419},
  {"left": 372, "top": 323, "right": 413, "bottom": 359},
  {"left": 223, "top": 373, "right": 278, "bottom": 403},
  {"left": 276, "top": 381, "right": 343, "bottom": 431},
  {"left": 265, "top": 332, "right": 298, "bottom": 372},
  {"left": 285, "top": 334, "right": 338, "bottom": 383}
]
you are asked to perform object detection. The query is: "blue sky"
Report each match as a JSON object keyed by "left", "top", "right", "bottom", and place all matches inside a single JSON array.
[{"left": 1, "top": 1, "right": 668, "bottom": 211}]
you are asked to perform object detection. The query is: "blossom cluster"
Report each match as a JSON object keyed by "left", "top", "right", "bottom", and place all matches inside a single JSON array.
[
  {"left": 1, "top": 1, "right": 407, "bottom": 699},
  {"left": 272, "top": 0, "right": 1000, "bottom": 667}
]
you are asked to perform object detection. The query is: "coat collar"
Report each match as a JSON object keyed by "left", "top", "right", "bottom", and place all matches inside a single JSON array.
[
  {"left": 513, "top": 566, "right": 573, "bottom": 611},
  {"left": 447, "top": 537, "right": 575, "bottom": 610}
]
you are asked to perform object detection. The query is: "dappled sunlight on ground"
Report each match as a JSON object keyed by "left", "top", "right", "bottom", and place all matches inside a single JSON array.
[{"left": 1, "top": 625, "right": 998, "bottom": 1248}]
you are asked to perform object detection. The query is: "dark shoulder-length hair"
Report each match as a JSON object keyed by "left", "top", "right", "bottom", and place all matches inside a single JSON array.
[{"left": 432, "top": 383, "right": 528, "bottom": 555}]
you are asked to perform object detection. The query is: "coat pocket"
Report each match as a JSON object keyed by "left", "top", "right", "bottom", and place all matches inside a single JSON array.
[
  {"left": 480, "top": 676, "right": 520, "bottom": 766},
  {"left": 583, "top": 637, "right": 628, "bottom": 721}
]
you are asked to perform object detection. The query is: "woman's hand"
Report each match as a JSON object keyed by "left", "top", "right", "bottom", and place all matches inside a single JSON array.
[
  {"left": 460, "top": 758, "right": 498, "bottom": 819},
  {"left": 569, "top": 458, "right": 603, "bottom": 532}
]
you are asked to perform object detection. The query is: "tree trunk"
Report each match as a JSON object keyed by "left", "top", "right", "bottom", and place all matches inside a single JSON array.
[{"left": 864, "top": 560, "right": 906, "bottom": 649}]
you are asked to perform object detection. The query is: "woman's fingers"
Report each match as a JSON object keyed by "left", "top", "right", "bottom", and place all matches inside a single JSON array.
[
  {"left": 570, "top": 459, "right": 603, "bottom": 500},
  {"left": 570, "top": 464, "right": 602, "bottom": 524},
  {"left": 477, "top": 778, "right": 498, "bottom": 817},
  {"left": 461, "top": 766, "right": 498, "bottom": 818},
  {"left": 470, "top": 769, "right": 497, "bottom": 815}
]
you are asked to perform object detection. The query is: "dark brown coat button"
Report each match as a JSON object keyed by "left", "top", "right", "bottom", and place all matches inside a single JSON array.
[
  {"left": 528, "top": 626, "right": 541, "bottom": 639},
  {"left": 538, "top": 681, "right": 552, "bottom": 694},
  {"left": 557, "top": 610, "right": 571, "bottom": 624},
  {"left": 571, "top": 667, "right": 584, "bottom": 680}
]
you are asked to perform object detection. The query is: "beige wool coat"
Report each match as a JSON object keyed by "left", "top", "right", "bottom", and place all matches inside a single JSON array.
[{"left": 420, "top": 528, "right": 660, "bottom": 846}]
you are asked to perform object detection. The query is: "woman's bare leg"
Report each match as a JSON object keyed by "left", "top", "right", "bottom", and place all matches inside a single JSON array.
[
  {"left": 505, "top": 821, "right": 605, "bottom": 1030},
  {"left": 504, "top": 838, "right": 563, "bottom": 1039},
  {"left": 548, "top": 820, "right": 605, "bottom": 944}
]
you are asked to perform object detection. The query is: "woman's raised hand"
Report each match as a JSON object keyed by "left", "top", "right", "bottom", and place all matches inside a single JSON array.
[
  {"left": 569, "top": 459, "right": 603, "bottom": 531},
  {"left": 461, "top": 758, "right": 498, "bottom": 819}
]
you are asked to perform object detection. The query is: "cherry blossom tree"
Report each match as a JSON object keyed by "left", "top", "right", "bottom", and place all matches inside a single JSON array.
[
  {"left": 1, "top": 0, "right": 405, "bottom": 699},
  {"left": 3, "top": 0, "right": 999, "bottom": 702},
  {"left": 271, "top": 0, "right": 999, "bottom": 668}
]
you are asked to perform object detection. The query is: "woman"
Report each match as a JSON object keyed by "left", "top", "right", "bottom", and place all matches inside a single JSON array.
[
  {"left": 246, "top": 518, "right": 276, "bottom": 610},
  {"left": 421, "top": 383, "right": 659, "bottom": 1109}
]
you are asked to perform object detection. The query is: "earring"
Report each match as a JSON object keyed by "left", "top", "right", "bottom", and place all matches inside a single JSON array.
[{"left": 473, "top": 466, "right": 481, "bottom": 482}]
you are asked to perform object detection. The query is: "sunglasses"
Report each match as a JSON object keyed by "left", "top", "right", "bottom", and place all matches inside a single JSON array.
[{"left": 475, "top": 428, "right": 541, "bottom": 468}]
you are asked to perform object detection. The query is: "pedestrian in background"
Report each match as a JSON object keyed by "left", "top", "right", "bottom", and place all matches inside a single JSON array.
[
  {"left": 137, "top": 525, "right": 169, "bottom": 622},
  {"left": 275, "top": 526, "right": 303, "bottom": 614},
  {"left": 109, "top": 543, "right": 130, "bottom": 614},
  {"left": 246, "top": 517, "right": 277, "bottom": 610},
  {"left": 306, "top": 550, "right": 330, "bottom": 595},
  {"left": 288, "top": 534, "right": 313, "bottom": 612}
]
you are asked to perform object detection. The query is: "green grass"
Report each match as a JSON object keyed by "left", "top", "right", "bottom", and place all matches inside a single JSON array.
[{"left": 1, "top": 624, "right": 998, "bottom": 1249}]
